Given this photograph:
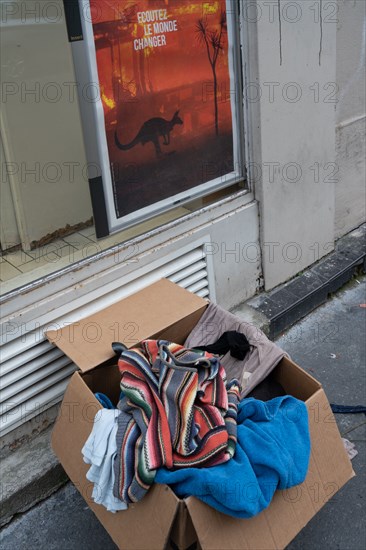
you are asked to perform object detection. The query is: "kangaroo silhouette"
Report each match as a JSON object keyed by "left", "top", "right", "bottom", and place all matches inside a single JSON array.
[{"left": 114, "top": 110, "right": 183, "bottom": 159}]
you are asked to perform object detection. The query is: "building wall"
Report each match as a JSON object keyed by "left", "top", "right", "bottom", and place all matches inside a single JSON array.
[
  {"left": 249, "top": 0, "right": 337, "bottom": 291},
  {"left": 335, "top": 0, "right": 366, "bottom": 238}
]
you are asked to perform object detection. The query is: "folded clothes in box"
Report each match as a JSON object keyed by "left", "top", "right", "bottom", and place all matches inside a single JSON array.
[{"left": 83, "top": 336, "right": 309, "bottom": 519}]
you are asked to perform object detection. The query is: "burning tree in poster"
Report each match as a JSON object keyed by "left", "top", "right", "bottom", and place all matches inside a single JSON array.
[{"left": 196, "top": 11, "right": 227, "bottom": 136}]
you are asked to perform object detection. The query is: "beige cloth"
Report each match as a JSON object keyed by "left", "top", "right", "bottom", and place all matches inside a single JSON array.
[{"left": 185, "top": 303, "right": 287, "bottom": 398}]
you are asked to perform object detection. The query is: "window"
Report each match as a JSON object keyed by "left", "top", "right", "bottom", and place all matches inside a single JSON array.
[{"left": 0, "top": 0, "right": 247, "bottom": 296}]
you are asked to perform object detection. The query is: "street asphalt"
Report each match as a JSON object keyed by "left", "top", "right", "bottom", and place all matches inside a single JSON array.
[{"left": 1, "top": 276, "right": 365, "bottom": 550}]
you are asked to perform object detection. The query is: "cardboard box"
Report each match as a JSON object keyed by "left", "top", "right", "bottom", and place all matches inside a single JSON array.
[{"left": 46, "top": 279, "right": 355, "bottom": 550}]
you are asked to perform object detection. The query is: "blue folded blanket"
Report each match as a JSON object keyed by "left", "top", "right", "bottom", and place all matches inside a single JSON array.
[{"left": 156, "top": 396, "right": 310, "bottom": 518}]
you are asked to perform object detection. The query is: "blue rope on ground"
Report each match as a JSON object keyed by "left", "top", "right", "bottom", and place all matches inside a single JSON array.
[{"left": 331, "top": 404, "right": 366, "bottom": 415}]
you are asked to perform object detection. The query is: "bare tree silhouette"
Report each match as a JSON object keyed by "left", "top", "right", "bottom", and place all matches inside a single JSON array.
[{"left": 196, "top": 11, "right": 227, "bottom": 136}]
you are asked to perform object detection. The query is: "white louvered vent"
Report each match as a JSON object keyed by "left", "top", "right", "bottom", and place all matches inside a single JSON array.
[{"left": 0, "top": 241, "right": 214, "bottom": 436}]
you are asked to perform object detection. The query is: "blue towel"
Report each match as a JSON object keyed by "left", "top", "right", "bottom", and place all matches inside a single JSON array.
[
  {"left": 94, "top": 392, "right": 125, "bottom": 409},
  {"left": 155, "top": 396, "right": 310, "bottom": 518},
  {"left": 95, "top": 393, "right": 116, "bottom": 409}
]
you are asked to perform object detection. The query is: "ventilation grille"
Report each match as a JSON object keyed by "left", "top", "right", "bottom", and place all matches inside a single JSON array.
[{"left": 0, "top": 244, "right": 213, "bottom": 436}]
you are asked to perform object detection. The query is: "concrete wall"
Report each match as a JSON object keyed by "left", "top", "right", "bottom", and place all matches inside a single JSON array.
[
  {"left": 335, "top": 0, "right": 366, "bottom": 238},
  {"left": 247, "top": 0, "right": 337, "bottom": 291},
  {"left": 207, "top": 201, "right": 260, "bottom": 308}
]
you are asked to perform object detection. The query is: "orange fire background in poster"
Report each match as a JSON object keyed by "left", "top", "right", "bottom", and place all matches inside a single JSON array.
[{"left": 91, "top": 0, "right": 234, "bottom": 218}]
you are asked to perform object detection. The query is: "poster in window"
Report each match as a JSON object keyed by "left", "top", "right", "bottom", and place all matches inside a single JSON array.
[{"left": 80, "top": 0, "right": 242, "bottom": 235}]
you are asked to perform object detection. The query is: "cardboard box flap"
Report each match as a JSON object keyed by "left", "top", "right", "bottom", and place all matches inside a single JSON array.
[
  {"left": 184, "top": 491, "right": 311, "bottom": 550},
  {"left": 45, "top": 279, "right": 207, "bottom": 373},
  {"left": 51, "top": 372, "right": 179, "bottom": 550},
  {"left": 184, "top": 384, "right": 355, "bottom": 550},
  {"left": 275, "top": 356, "right": 322, "bottom": 401}
]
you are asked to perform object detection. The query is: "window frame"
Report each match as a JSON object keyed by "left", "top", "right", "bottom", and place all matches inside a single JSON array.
[{"left": 75, "top": 0, "right": 246, "bottom": 236}]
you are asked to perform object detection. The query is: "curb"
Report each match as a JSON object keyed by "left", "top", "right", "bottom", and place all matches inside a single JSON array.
[
  {"left": 246, "top": 224, "right": 366, "bottom": 339},
  {"left": 0, "top": 427, "right": 68, "bottom": 528}
]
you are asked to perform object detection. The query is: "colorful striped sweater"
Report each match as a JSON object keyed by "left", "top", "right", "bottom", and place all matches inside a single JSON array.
[{"left": 113, "top": 340, "right": 241, "bottom": 504}]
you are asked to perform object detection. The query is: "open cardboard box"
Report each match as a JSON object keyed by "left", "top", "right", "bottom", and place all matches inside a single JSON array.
[{"left": 46, "top": 279, "right": 355, "bottom": 550}]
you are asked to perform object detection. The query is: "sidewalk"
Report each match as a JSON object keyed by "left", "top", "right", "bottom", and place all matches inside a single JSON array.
[{"left": 1, "top": 276, "right": 365, "bottom": 550}]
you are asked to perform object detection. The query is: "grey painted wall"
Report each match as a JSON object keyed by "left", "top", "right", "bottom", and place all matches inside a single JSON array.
[
  {"left": 335, "top": 0, "right": 366, "bottom": 237},
  {"left": 248, "top": 0, "right": 337, "bottom": 291}
]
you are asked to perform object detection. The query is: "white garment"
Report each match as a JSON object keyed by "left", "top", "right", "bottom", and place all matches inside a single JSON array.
[{"left": 82, "top": 408, "right": 127, "bottom": 513}]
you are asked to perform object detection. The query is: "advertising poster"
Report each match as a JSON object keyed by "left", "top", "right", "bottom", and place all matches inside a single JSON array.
[{"left": 86, "top": 0, "right": 240, "bottom": 230}]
